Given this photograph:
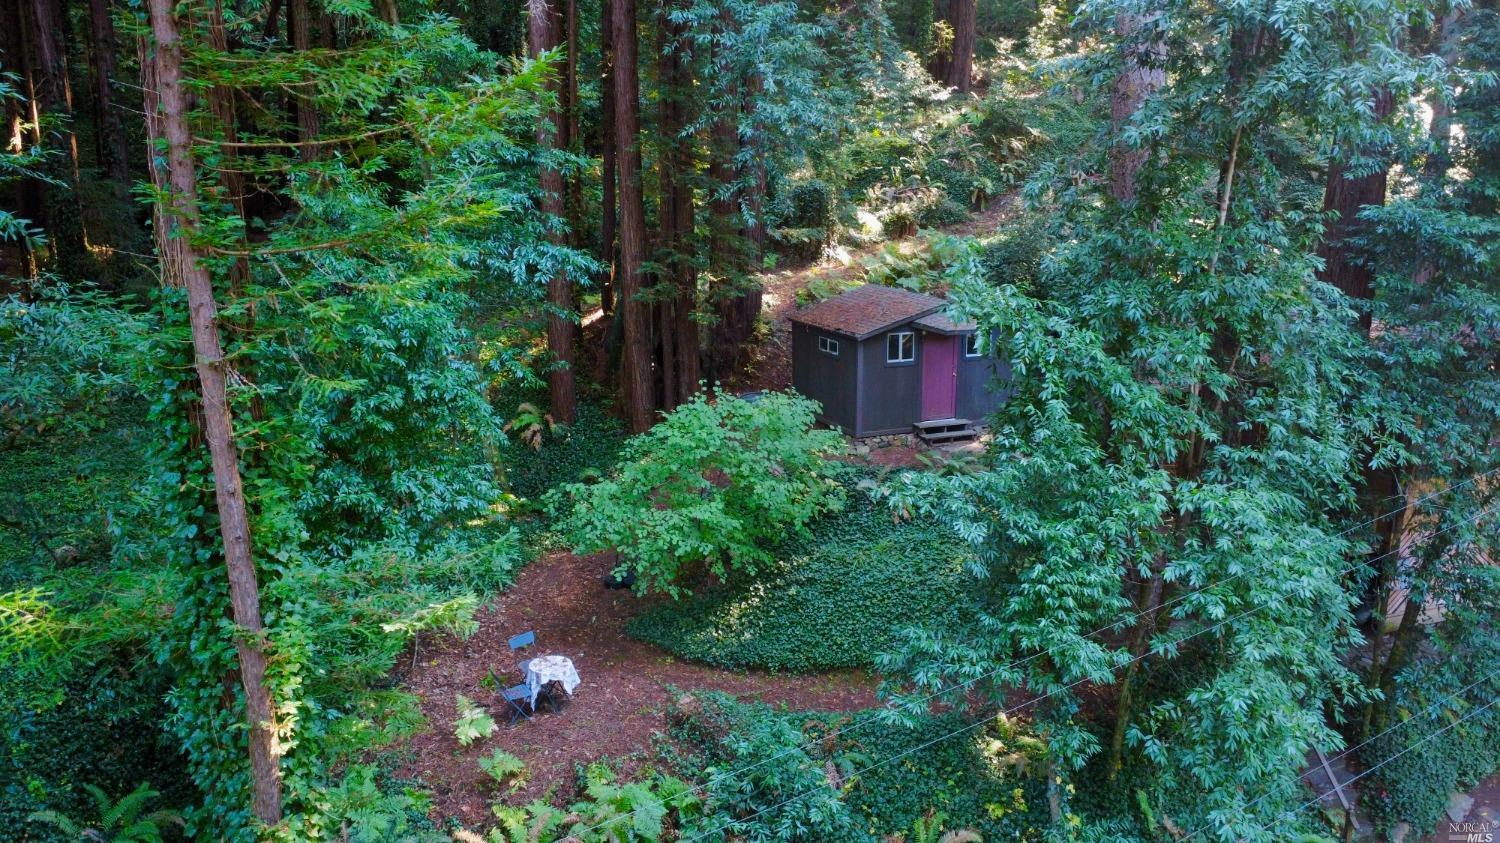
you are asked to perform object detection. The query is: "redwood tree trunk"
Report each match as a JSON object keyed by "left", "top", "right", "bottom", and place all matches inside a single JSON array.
[
  {"left": 1315, "top": 91, "right": 1393, "bottom": 335},
  {"left": 1107, "top": 9, "right": 1165, "bottom": 204},
  {"left": 86, "top": 0, "right": 131, "bottom": 188},
  {"left": 611, "top": 0, "right": 654, "bottom": 432},
  {"left": 530, "top": 0, "right": 578, "bottom": 423},
  {"left": 656, "top": 1, "right": 698, "bottom": 407},
  {"left": 598, "top": 0, "right": 616, "bottom": 315},
  {"left": 942, "top": 0, "right": 975, "bottom": 92},
  {"left": 28, "top": 0, "right": 88, "bottom": 253},
  {"left": 289, "top": 0, "right": 320, "bottom": 158},
  {"left": 144, "top": 0, "right": 284, "bottom": 823}
]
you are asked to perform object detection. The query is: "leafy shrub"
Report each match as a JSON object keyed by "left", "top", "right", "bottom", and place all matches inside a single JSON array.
[
  {"left": 556, "top": 391, "right": 846, "bottom": 597},
  {"left": 665, "top": 693, "right": 1049, "bottom": 842},
  {"left": 976, "top": 218, "right": 1046, "bottom": 288},
  {"left": 503, "top": 399, "right": 627, "bottom": 501},
  {"left": 478, "top": 750, "right": 528, "bottom": 792},
  {"left": 2, "top": 665, "right": 190, "bottom": 842},
  {"left": 454, "top": 695, "right": 498, "bottom": 746},
  {"left": 0, "top": 286, "right": 146, "bottom": 440},
  {"left": 1361, "top": 698, "right": 1500, "bottom": 832},
  {"left": 838, "top": 132, "right": 922, "bottom": 195},
  {"left": 664, "top": 692, "right": 867, "bottom": 842},
  {"left": 770, "top": 178, "right": 836, "bottom": 261},
  {"left": 0, "top": 402, "right": 150, "bottom": 572},
  {"left": 27, "top": 782, "right": 181, "bottom": 842},
  {"left": 861, "top": 232, "right": 986, "bottom": 294},
  {"left": 794, "top": 273, "right": 864, "bottom": 307},
  {"left": 464, "top": 764, "right": 701, "bottom": 842},
  {"left": 627, "top": 485, "right": 969, "bottom": 671}
]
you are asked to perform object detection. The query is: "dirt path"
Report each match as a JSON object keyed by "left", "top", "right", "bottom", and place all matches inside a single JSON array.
[{"left": 394, "top": 549, "right": 878, "bottom": 826}]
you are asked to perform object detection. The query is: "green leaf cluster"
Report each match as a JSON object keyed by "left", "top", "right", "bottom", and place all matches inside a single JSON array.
[
  {"left": 627, "top": 483, "right": 968, "bottom": 671},
  {"left": 556, "top": 391, "right": 846, "bottom": 597}
]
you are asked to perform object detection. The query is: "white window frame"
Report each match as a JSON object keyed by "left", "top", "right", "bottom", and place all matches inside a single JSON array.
[
  {"left": 817, "top": 335, "right": 840, "bottom": 356},
  {"left": 886, "top": 331, "right": 916, "bottom": 364},
  {"left": 963, "top": 332, "right": 982, "bottom": 358}
]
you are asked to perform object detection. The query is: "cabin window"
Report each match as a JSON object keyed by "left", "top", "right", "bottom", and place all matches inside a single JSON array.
[
  {"left": 886, "top": 331, "right": 915, "bottom": 364},
  {"left": 817, "top": 335, "right": 840, "bottom": 356},
  {"left": 964, "top": 333, "right": 982, "bottom": 357}
]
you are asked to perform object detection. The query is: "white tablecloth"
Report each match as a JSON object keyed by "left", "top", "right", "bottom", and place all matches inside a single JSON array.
[{"left": 522, "top": 655, "right": 581, "bottom": 708}]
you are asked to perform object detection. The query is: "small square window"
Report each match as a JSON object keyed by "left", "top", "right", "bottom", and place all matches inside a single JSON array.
[
  {"left": 886, "top": 331, "right": 915, "bottom": 364},
  {"left": 817, "top": 335, "right": 840, "bottom": 356},
  {"left": 964, "top": 333, "right": 982, "bottom": 357}
]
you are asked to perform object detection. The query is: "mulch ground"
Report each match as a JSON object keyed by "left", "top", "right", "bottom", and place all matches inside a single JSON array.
[{"left": 392, "top": 548, "right": 879, "bottom": 826}]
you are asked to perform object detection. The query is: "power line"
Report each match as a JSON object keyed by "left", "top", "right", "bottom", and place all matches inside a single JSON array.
[
  {"left": 1225, "top": 695, "right": 1500, "bottom": 842},
  {"left": 566, "top": 466, "right": 1499, "bottom": 838},
  {"left": 672, "top": 502, "right": 1499, "bottom": 842},
  {"left": 1180, "top": 667, "right": 1500, "bottom": 839}
]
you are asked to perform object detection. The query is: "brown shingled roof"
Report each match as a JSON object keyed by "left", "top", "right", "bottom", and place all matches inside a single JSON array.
[
  {"left": 788, "top": 284, "right": 945, "bottom": 340},
  {"left": 912, "top": 311, "right": 976, "bottom": 334}
]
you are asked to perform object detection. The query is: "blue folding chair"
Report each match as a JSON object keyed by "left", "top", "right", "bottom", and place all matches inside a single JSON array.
[
  {"left": 489, "top": 668, "right": 533, "bottom": 726},
  {"left": 508, "top": 630, "right": 535, "bottom": 671}
]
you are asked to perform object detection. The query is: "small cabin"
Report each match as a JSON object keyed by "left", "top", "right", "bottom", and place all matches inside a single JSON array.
[{"left": 788, "top": 284, "right": 1012, "bottom": 441}]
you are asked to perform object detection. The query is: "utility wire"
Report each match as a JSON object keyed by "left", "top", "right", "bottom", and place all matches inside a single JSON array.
[
  {"left": 567, "top": 466, "right": 1500, "bottom": 838},
  {"left": 1223, "top": 695, "right": 1500, "bottom": 842},
  {"left": 670, "top": 503, "right": 1498, "bottom": 843},
  {"left": 1180, "top": 667, "right": 1500, "bottom": 839}
]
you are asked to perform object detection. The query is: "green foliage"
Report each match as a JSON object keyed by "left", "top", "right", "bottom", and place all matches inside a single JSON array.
[
  {"left": 381, "top": 595, "right": 482, "bottom": 643},
  {"left": 0, "top": 401, "right": 150, "bottom": 578},
  {"left": 0, "top": 286, "right": 147, "bottom": 439},
  {"left": 666, "top": 692, "right": 1049, "bottom": 841},
  {"left": 478, "top": 750, "right": 529, "bottom": 793},
  {"left": 627, "top": 484, "right": 969, "bottom": 671},
  {"left": 502, "top": 398, "right": 628, "bottom": 501},
  {"left": 472, "top": 764, "right": 700, "bottom": 843},
  {"left": 27, "top": 782, "right": 181, "bottom": 843},
  {"left": 1361, "top": 636, "right": 1500, "bottom": 832},
  {"left": 317, "top": 764, "right": 440, "bottom": 843},
  {"left": 860, "top": 231, "right": 986, "bottom": 293},
  {"left": 454, "top": 695, "right": 499, "bottom": 747},
  {"left": 556, "top": 391, "right": 846, "bottom": 597}
]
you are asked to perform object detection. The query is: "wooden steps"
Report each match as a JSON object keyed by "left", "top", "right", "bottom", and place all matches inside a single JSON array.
[{"left": 913, "top": 417, "right": 977, "bottom": 445}]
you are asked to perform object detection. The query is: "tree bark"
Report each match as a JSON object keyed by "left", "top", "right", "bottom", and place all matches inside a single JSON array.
[
  {"left": 529, "top": 0, "right": 578, "bottom": 423},
  {"left": 611, "top": 0, "right": 653, "bottom": 432},
  {"left": 655, "top": 0, "right": 698, "bottom": 407},
  {"left": 1106, "top": 560, "right": 1165, "bottom": 780},
  {"left": 598, "top": 0, "right": 616, "bottom": 315},
  {"left": 942, "top": 0, "right": 976, "bottom": 92},
  {"left": 1, "top": 0, "right": 40, "bottom": 276},
  {"left": 1316, "top": 88, "right": 1393, "bottom": 335},
  {"left": 143, "top": 0, "right": 283, "bottom": 823},
  {"left": 289, "top": 0, "right": 320, "bottom": 159},
  {"left": 28, "top": 0, "right": 89, "bottom": 253},
  {"left": 86, "top": 0, "right": 131, "bottom": 188},
  {"left": 564, "top": 0, "right": 581, "bottom": 253},
  {"left": 1107, "top": 9, "right": 1165, "bottom": 204}
]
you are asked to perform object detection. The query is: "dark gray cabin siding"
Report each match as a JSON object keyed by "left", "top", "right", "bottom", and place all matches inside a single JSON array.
[
  {"left": 956, "top": 348, "right": 1012, "bottom": 422},
  {"left": 791, "top": 322, "right": 857, "bottom": 433},
  {"left": 856, "top": 330, "right": 923, "bottom": 436}
]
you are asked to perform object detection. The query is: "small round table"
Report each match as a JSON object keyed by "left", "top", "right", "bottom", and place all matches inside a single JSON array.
[{"left": 522, "top": 655, "right": 581, "bottom": 709}]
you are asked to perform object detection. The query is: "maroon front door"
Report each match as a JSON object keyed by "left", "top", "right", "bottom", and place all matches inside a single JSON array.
[{"left": 920, "top": 333, "right": 957, "bottom": 420}]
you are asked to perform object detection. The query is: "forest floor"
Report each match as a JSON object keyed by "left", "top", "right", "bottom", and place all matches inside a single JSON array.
[
  {"left": 395, "top": 201, "right": 1021, "bottom": 825},
  {"left": 392, "top": 548, "right": 879, "bottom": 825}
]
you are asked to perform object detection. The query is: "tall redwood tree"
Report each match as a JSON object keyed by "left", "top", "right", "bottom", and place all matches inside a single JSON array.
[
  {"left": 529, "top": 0, "right": 578, "bottom": 423},
  {"left": 144, "top": 0, "right": 284, "bottom": 822},
  {"left": 611, "top": 0, "right": 654, "bottom": 431}
]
